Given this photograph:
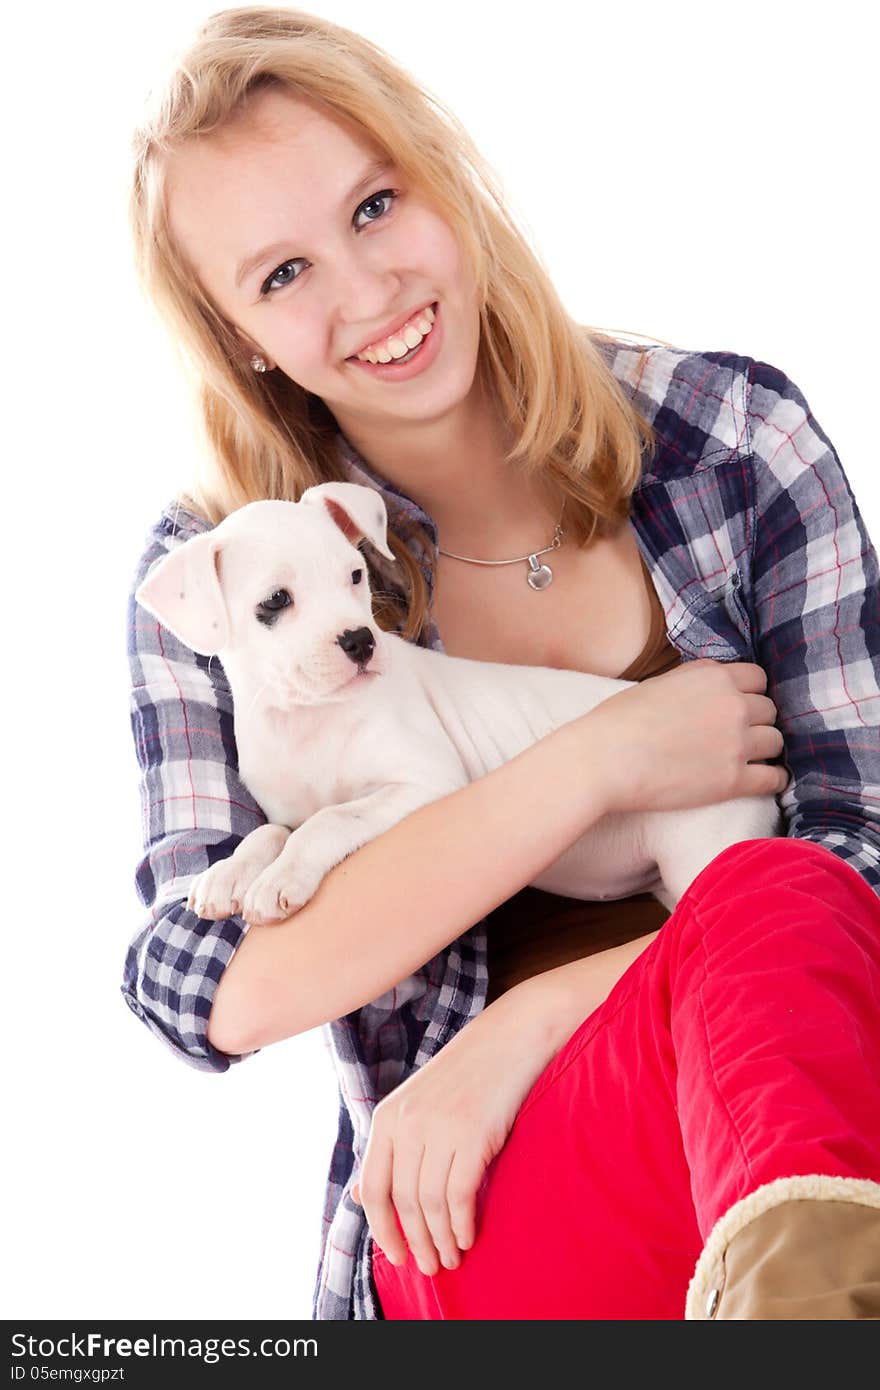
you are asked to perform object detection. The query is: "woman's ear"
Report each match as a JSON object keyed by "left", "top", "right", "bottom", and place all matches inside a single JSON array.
[{"left": 233, "top": 326, "right": 276, "bottom": 372}]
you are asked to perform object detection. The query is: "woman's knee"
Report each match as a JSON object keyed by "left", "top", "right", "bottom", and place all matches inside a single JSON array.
[{"left": 660, "top": 835, "right": 880, "bottom": 1002}]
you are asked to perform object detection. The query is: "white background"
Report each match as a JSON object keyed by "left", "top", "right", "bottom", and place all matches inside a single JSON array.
[{"left": 4, "top": 0, "right": 877, "bottom": 1319}]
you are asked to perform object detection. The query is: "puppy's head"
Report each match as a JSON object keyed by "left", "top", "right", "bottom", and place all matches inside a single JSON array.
[{"left": 135, "top": 482, "right": 396, "bottom": 708}]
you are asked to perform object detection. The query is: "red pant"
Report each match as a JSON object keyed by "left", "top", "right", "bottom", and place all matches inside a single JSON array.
[{"left": 372, "top": 837, "right": 880, "bottom": 1319}]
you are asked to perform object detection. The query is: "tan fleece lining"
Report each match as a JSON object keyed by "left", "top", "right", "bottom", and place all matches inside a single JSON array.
[{"left": 685, "top": 1174, "right": 880, "bottom": 1320}]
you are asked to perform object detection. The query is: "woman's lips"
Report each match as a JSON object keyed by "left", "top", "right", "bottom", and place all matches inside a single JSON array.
[
  {"left": 345, "top": 303, "right": 442, "bottom": 382},
  {"left": 349, "top": 301, "right": 436, "bottom": 360}
]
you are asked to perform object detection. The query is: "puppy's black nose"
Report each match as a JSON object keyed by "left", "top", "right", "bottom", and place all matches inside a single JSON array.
[{"left": 337, "top": 626, "right": 375, "bottom": 666}]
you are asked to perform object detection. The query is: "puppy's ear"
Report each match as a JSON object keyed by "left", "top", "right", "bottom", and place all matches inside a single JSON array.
[
  {"left": 135, "top": 531, "right": 230, "bottom": 655},
  {"left": 298, "top": 482, "right": 396, "bottom": 562}
]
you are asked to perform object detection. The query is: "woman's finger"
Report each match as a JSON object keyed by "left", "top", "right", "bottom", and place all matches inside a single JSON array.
[
  {"left": 743, "top": 692, "right": 780, "bottom": 726},
  {"left": 746, "top": 725, "right": 785, "bottom": 762},
  {"left": 359, "top": 1130, "right": 407, "bottom": 1266},
  {"left": 391, "top": 1142, "right": 442, "bottom": 1276},
  {"left": 743, "top": 759, "right": 791, "bottom": 798},
  {"left": 728, "top": 661, "right": 770, "bottom": 694},
  {"left": 446, "top": 1147, "right": 486, "bottom": 1253},
  {"left": 417, "top": 1145, "right": 462, "bottom": 1270}
]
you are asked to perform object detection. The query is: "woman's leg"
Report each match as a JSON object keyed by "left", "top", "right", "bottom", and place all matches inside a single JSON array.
[
  {"left": 371, "top": 837, "right": 880, "bottom": 1319},
  {"left": 667, "top": 837, "right": 880, "bottom": 1318}
]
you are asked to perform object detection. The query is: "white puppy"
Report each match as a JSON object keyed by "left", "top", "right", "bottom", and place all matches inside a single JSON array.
[{"left": 136, "top": 482, "right": 780, "bottom": 925}]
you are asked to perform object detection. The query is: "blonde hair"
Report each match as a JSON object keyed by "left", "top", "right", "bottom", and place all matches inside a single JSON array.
[{"left": 130, "top": 6, "right": 661, "bottom": 641}]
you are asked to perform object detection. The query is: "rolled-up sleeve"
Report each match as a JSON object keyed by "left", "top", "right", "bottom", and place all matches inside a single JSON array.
[
  {"left": 122, "top": 528, "right": 268, "bottom": 1071},
  {"left": 747, "top": 359, "right": 880, "bottom": 894}
]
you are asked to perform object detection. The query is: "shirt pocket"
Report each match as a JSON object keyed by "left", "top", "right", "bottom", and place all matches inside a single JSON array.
[{"left": 673, "top": 571, "right": 755, "bottom": 662}]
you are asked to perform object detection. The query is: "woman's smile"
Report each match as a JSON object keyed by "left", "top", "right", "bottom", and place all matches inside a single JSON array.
[{"left": 346, "top": 301, "right": 443, "bottom": 382}]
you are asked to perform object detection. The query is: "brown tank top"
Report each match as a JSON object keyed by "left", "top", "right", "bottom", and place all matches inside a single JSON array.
[{"left": 484, "top": 551, "right": 682, "bottom": 1004}]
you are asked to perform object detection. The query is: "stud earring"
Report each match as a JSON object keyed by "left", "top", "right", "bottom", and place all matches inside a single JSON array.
[{"left": 250, "top": 354, "right": 268, "bottom": 373}]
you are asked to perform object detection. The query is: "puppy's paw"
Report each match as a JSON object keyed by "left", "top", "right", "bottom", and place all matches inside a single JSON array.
[
  {"left": 187, "top": 861, "right": 245, "bottom": 920},
  {"left": 241, "top": 864, "right": 321, "bottom": 926}
]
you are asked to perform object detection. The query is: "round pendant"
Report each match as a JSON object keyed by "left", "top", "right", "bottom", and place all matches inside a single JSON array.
[{"left": 527, "top": 556, "right": 553, "bottom": 590}]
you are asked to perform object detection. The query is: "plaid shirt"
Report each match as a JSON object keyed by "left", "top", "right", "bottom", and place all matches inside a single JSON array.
[{"left": 122, "top": 339, "right": 880, "bottom": 1319}]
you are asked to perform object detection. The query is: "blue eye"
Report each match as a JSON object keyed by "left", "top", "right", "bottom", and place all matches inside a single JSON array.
[
  {"left": 259, "top": 189, "right": 398, "bottom": 298},
  {"left": 261, "top": 260, "right": 300, "bottom": 295},
  {"left": 354, "top": 189, "right": 397, "bottom": 228}
]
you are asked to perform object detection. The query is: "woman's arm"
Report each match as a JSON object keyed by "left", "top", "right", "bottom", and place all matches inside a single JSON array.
[
  {"left": 746, "top": 360, "right": 880, "bottom": 890},
  {"left": 208, "top": 715, "right": 610, "bottom": 1053},
  {"left": 123, "top": 524, "right": 267, "bottom": 1072},
  {"left": 209, "top": 659, "right": 787, "bottom": 1054},
  {"left": 353, "top": 923, "right": 663, "bottom": 1272},
  {"left": 499, "top": 927, "right": 662, "bottom": 1058}
]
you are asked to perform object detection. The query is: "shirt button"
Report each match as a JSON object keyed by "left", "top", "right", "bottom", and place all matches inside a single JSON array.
[{"left": 705, "top": 1287, "right": 720, "bottom": 1318}]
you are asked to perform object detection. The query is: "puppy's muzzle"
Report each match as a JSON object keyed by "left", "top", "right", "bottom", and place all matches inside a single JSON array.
[{"left": 336, "top": 626, "right": 375, "bottom": 669}]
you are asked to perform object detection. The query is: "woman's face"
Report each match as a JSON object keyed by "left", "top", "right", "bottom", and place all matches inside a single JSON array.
[{"left": 165, "top": 86, "right": 483, "bottom": 437}]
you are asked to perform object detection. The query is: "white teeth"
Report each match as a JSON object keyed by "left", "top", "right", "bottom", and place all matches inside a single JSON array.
[
  {"left": 355, "top": 304, "right": 436, "bottom": 363},
  {"left": 387, "top": 335, "right": 411, "bottom": 359}
]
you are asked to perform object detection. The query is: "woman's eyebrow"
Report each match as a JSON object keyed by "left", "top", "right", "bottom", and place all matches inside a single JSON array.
[{"left": 234, "top": 157, "right": 394, "bottom": 289}]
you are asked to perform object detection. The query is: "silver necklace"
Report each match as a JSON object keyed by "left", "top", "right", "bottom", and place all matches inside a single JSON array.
[{"left": 437, "top": 504, "right": 566, "bottom": 590}]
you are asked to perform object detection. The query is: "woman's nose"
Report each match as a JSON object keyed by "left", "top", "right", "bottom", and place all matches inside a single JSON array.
[{"left": 329, "top": 253, "right": 403, "bottom": 333}]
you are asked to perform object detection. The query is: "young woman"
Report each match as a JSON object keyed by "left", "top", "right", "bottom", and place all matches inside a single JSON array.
[{"left": 123, "top": 7, "right": 880, "bottom": 1320}]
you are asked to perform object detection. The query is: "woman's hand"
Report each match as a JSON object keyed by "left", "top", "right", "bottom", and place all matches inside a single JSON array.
[
  {"left": 580, "top": 658, "right": 790, "bottom": 815},
  {"left": 351, "top": 986, "right": 561, "bottom": 1275}
]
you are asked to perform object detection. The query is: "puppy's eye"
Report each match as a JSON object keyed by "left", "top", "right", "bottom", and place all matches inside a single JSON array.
[
  {"left": 256, "top": 589, "right": 292, "bottom": 626},
  {"left": 260, "top": 589, "right": 291, "bottom": 612},
  {"left": 352, "top": 568, "right": 363, "bottom": 585}
]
